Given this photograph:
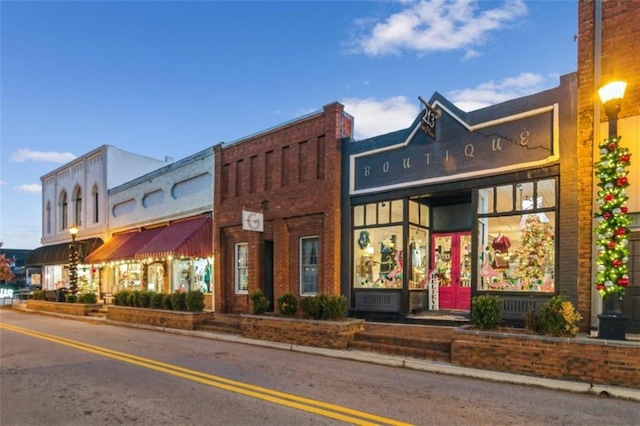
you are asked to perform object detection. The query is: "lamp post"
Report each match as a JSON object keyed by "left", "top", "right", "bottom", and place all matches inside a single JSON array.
[
  {"left": 68, "top": 225, "right": 79, "bottom": 295},
  {"left": 595, "top": 80, "right": 629, "bottom": 341}
]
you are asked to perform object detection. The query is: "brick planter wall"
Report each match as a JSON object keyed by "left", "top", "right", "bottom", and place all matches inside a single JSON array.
[
  {"left": 241, "top": 315, "right": 365, "bottom": 349},
  {"left": 26, "top": 300, "right": 98, "bottom": 316},
  {"left": 107, "top": 306, "right": 215, "bottom": 330},
  {"left": 452, "top": 327, "right": 640, "bottom": 388}
]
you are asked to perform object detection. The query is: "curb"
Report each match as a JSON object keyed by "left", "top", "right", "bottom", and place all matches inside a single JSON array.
[{"left": 8, "top": 304, "right": 640, "bottom": 402}]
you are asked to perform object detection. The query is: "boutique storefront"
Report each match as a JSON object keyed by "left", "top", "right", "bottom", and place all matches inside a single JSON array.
[
  {"left": 83, "top": 214, "right": 213, "bottom": 300},
  {"left": 342, "top": 74, "right": 578, "bottom": 320}
]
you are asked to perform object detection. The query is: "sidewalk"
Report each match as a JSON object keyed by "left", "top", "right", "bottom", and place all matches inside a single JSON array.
[{"left": 7, "top": 303, "right": 640, "bottom": 402}]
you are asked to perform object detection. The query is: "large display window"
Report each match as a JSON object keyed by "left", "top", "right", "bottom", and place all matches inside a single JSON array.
[
  {"left": 477, "top": 178, "right": 557, "bottom": 292},
  {"left": 354, "top": 199, "right": 404, "bottom": 289}
]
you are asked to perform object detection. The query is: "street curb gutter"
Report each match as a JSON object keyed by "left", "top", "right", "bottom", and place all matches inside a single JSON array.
[{"left": 9, "top": 305, "right": 640, "bottom": 402}]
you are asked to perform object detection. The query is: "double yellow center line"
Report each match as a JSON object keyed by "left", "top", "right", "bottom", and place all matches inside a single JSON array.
[{"left": 0, "top": 323, "right": 412, "bottom": 426}]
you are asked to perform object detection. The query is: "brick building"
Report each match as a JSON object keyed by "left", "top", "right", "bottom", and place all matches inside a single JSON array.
[
  {"left": 213, "top": 103, "right": 353, "bottom": 314},
  {"left": 577, "top": 1, "right": 640, "bottom": 333}
]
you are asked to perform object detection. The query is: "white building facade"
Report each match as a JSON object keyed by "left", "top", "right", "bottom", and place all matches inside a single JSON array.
[
  {"left": 27, "top": 145, "right": 173, "bottom": 291},
  {"left": 83, "top": 147, "right": 214, "bottom": 301}
]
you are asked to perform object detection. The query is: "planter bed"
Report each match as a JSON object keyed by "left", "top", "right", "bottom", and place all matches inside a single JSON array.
[
  {"left": 241, "top": 314, "right": 365, "bottom": 350},
  {"left": 26, "top": 300, "right": 98, "bottom": 316},
  {"left": 107, "top": 305, "right": 215, "bottom": 330},
  {"left": 452, "top": 325, "right": 640, "bottom": 388}
]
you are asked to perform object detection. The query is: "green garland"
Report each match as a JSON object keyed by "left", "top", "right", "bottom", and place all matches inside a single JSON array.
[{"left": 594, "top": 136, "right": 632, "bottom": 297}]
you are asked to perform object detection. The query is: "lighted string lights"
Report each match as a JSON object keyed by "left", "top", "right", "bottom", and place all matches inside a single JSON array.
[{"left": 594, "top": 136, "right": 631, "bottom": 297}]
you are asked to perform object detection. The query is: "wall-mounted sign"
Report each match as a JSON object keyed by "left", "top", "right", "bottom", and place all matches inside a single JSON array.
[
  {"left": 419, "top": 96, "right": 439, "bottom": 140},
  {"left": 242, "top": 210, "right": 264, "bottom": 232},
  {"left": 350, "top": 101, "right": 558, "bottom": 195}
]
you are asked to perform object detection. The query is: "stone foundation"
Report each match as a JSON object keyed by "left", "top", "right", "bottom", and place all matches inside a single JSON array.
[{"left": 26, "top": 300, "right": 97, "bottom": 316}]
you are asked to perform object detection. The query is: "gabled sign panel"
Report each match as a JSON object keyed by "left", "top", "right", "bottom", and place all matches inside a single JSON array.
[{"left": 350, "top": 99, "right": 559, "bottom": 195}]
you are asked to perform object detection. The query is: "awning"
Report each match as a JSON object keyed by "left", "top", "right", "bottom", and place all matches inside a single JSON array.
[
  {"left": 25, "top": 238, "right": 104, "bottom": 266},
  {"left": 83, "top": 227, "right": 165, "bottom": 264},
  {"left": 135, "top": 214, "right": 212, "bottom": 260},
  {"left": 82, "top": 232, "right": 136, "bottom": 264}
]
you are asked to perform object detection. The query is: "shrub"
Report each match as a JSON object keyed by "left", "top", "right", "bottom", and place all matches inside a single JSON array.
[
  {"left": 65, "top": 294, "right": 78, "bottom": 303},
  {"left": 171, "top": 292, "right": 187, "bottom": 311},
  {"left": 300, "top": 293, "right": 347, "bottom": 320},
  {"left": 323, "top": 295, "right": 347, "bottom": 320},
  {"left": 113, "top": 290, "right": 130, "bottom": 306},
  {"left": 138, "top": 291, "right": 152, "bottom": 308},
  {"left": 249, "top": 289, "right": 270, "bottom": 315},
  {"left": 162, "top": 293, "right": 173, "bottom": 310},
  {"left": 526, "top": 295, "right": 582, "bottom": 336},
  {"left": 185, "top": 290, "right": 204, "bottom": 312},
  {"left": 300, "top": 295, "right": 321, "bottom": 319},
  {"left": 32, "top": 290, "right": 44, "bottom": 300},
  {"left": 126, "top": 292, "right": 137, "bottom": 307},
  {"left": 80, "top": 293, "right": 97, "bottom": 304},
  {"left": 150, "top": 292, "right": 165, "bottom": 309},
  {"left": 471, "top": 295, "right": 502, "bottom": 330},
  {"left": 277, "top": 292, "right": 298, "bottom": 317}
]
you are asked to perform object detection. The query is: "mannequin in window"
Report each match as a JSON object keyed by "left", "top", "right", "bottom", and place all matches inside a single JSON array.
[
  {"left": 491, "top": 232, "right": 511, "bottom": 269},
  {"left": 380, "top": 236, "right": 396, "bottom": 273}
]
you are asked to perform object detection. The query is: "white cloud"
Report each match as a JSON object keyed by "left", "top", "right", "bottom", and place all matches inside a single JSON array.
[
  {"left": 448, "top": 72, "right": 551, "bottom": 111},
  {"left": 11, "top": 149, "right": 76, "bottom": 164},
  {"left": 15, "top": 183, "right": 42, "bottom": 194},
  {"left": 342, "top": 96, "right": 419, "bottom": 139},
  {"left": 352, "top": 0, "right": 527, "bottom": 57},
  {"left": 341, "top": 72, "right": 558, "bottom": 139}
]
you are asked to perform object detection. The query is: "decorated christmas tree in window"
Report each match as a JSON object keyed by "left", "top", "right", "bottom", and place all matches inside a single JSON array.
[{"left": 513, "top": 215, "right": 555, "bottom": 288}]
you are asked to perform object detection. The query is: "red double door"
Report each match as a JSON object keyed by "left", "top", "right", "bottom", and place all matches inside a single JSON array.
[{"left": 431, "top": 232, "right": 472, "bottom": 311}]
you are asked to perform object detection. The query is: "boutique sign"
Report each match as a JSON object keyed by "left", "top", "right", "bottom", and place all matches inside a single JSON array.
[{"left": 350, "top": 102, "right": 559, "bottom": 195}]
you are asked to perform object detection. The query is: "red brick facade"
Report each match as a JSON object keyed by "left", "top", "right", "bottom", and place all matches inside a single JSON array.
[
  {"left": 577, "top": 1, "right": 640, "bottom": 327},
  {"left": 213, "top": 103, "right": 353, "bottom": 314}
]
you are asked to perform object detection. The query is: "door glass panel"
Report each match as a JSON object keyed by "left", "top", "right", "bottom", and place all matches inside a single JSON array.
[
  {"left": 459, "top": 234, "right": 472, "bottom": 288},
  {"left": 433, "top": 235, "right": 452, "bottom": 287}
]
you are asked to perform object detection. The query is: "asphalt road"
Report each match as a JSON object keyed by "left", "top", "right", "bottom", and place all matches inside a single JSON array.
[{"left": 1, "top": 309, "right": 639, "bottom": 426}]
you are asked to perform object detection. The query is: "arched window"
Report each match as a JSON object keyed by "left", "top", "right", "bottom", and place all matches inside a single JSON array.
[
  {"left": 74, "top": 187, "right": 83, "bottom": 226},
  {"left": 61, "top": 191, "right": 68, "bottom": 230},
  {"left": 92, "top": 184, "right": 99, "bottom": 223},
  {"left": 46, "top": 201, "right": 51, "bottom": 234}
]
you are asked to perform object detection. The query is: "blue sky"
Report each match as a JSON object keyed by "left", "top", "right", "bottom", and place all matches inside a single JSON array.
[{"left": 0, "top": 0, "right": 577, "bottom": 249}]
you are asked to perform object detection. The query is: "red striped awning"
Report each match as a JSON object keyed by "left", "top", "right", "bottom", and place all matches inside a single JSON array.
[
  {"left": 82, "top": 233, "right": 136, "bottom": 264},
  {"left": 135, "top": 214, "right": 212, "bottom": 260}
]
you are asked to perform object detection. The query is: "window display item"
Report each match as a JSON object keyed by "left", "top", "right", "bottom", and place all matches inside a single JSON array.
[{"left": 491, "top": 233, "right": 511, "bottom": 269}]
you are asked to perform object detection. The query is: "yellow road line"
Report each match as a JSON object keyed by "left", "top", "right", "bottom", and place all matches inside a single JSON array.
[{"left": 1, "top": 322, "right": 413, "bottom": 426}]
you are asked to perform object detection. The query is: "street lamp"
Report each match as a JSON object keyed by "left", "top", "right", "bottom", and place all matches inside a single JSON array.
[
  {"left": 596, "top": 80, "right": 629, "bottom": 341},
  {"left": 68, "top": 225, "right": 79, "bottom": 295}
]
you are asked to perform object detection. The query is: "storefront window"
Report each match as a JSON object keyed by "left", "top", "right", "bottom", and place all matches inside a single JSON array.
[
  {"left": 235, "top": 243, "right": 248, "bottom": 293},
  {"left": 172, "top": 258, "right": 209, "bottom": 292},
  {"left": 115, "top": 263, "right": 143, "bottom": 291},
  {"left": 477, "top": 179, "right": 557, "bottom": 292},
  {"left": 147, "top": 262, "right": 165, "bottom": 292},
  {"left": 353, "top": 199, "right": 404, "bottom": 289},
  {"left": 408, "top": 226, "right": 428, "bottom": 289}
]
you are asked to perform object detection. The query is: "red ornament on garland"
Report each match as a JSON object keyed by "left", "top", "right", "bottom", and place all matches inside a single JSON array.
[
  {"left": 616, "top": 227, "right": 627, "bottom": 236},
  {"left": 618, "top": 277, "right": 629, "bottom": 287},
  {"left": 621, "top": 206, "right": 628, "bottom": 214},
  {"left": 613, "top": 259, "right": 622, "bottom": 267},
  {"left": 604, "top": 194, "right": 614, "bottom": 202},
  {"left": 603, "top": 212, "right": 612, "bottom": 219},
  {"left": 616, "top": 177, "right": 628, "bottom": 186},
  {"left": 608, "top": 241, "right": 617, "bottom": 249},
  {"left": 596, "top": 283, "right": 605, "bottom": 291},
  {"left": 620, "top": 154, "right": 630, "bottom": 163},
  {"left": 608, "top": 142, "right": 617, "bottom": 150}
]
